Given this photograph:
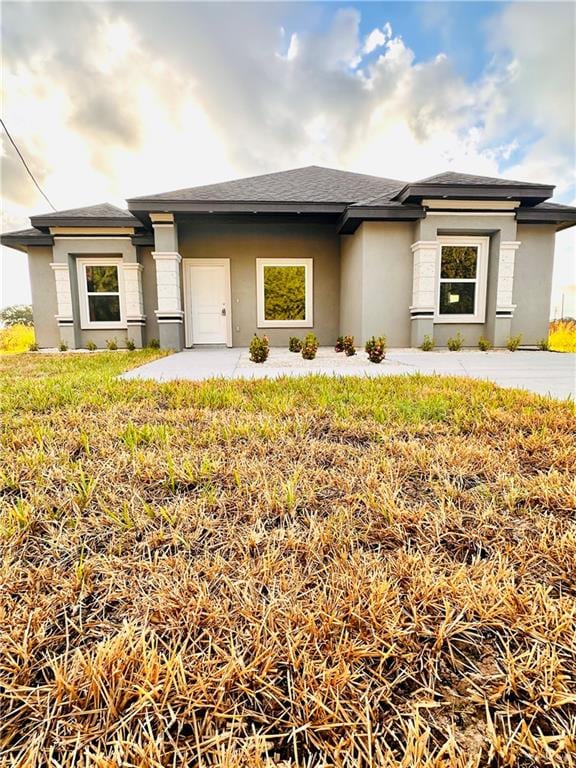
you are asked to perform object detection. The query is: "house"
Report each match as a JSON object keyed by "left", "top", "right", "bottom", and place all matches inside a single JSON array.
[{"left": 2, "top": 166, "right": 575, "bottom": 350}]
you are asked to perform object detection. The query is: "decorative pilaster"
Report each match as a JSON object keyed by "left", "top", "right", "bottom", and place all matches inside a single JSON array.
[
  {"left": 494, "top": 241, "right": 521, "bottom": 347},
  {"left": 123, "top": 263, "right": 146, "bottom": 347},
  {"left": 50, "top": 262, "right": 76, "bottom": 348},
  {"left": 150, "top": 213, "right": 184, "bottom": 350},
  {"left": 496, "top": 241, "right": 521, "bottom": 317},
  {"left": 153, "top": 250, "right": 184, "bottom": 350},
  {"left": 410, "top": 241, "right": 437, "bottom": 347}
]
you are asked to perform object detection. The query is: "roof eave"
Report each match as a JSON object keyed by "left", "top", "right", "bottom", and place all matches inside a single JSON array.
[
  {"left": 338, "top": 205, "right": 425, "bottom": 234},
  {"left": 394, "top": 183, "right": 555, "bottom": 205},
  {"left": 1, "top": 233, "right": 55, "bottom": 251},
  {"left": 127, "top": 200, "right": 347, "bottom": 214},
  {"left": 30, "top": 216, "right": 141, "bottom": 229},
  {"left": 516, "top": 209, "right": 576, "bottom": 230}
]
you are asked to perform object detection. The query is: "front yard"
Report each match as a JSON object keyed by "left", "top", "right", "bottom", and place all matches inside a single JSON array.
[{"left": 0, "top": 352, "right": 575, "bottom": 767}]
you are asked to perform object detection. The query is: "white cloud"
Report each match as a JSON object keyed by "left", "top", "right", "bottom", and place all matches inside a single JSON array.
[
  {"left": 363, "top": 28, "right": 387, "bottom": 55},
  {"left": 1, "top": 2, "right": 574, "bottom": 309}
]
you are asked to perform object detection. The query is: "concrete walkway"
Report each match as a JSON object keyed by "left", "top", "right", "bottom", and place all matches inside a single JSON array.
[{"left": 122, "top": 347, "right": 575, "bottom": 400}]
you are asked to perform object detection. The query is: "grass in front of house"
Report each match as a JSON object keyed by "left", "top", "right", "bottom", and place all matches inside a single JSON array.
[
  {"left": 548, "top": 319, "right": 576, "bottom": 352},
  {"left": 1, "top": 353, "right": 575, "bottom": 767}
]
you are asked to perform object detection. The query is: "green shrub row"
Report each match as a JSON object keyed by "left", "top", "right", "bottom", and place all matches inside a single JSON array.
[
  {"left": 46, "top": 337, "right": 160, "bottom": 353},
  {"left": 420, "top": 333, "right": 523, "bottom": 352}
]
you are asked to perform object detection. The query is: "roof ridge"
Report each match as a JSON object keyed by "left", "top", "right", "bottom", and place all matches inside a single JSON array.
[
  {"left": 32, "top": 202, "right": 134, "bottom": 218},
  {"left": 128, "top": 165, "right": 407, "bottom": 202}
]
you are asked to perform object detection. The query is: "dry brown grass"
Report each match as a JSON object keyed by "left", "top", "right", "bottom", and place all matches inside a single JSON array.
[{"left": 1, "top": 352, "right": 575, "bottom": 767}]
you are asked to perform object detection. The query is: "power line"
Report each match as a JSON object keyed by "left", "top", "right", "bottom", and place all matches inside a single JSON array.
[{"left": 1, "top": 118, "right": 57, "bottom": 211}]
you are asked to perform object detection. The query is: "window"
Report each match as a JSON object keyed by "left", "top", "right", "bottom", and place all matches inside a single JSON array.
[
  {"left": 256, "top": 258, "right": 313, "bottom": 327},
  {"left": 436, "top": 237, "right": 488, "bottom": 323},
  {"left": 77, "top": 258, "right": 125, "bottom": 329}
]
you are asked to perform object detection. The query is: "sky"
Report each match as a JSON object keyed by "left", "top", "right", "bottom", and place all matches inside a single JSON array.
[{"left": 1, "top": 0, "right": 575, "bottom": 317}]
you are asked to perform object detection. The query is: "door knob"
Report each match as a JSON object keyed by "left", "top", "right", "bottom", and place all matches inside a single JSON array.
[{"left": 221, "top": 307, "right": 227, "bottom": 316}]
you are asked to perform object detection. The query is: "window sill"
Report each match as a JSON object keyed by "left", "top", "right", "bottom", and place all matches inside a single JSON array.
[
  {"left": 80, "top": 323, "right": 128, "bottom": 331},
  {"left": 434, "top": 317, "right": 485, "bottom": 324},
  {"left": 257, "top": 320, "right": 313, "bottom": 329}
]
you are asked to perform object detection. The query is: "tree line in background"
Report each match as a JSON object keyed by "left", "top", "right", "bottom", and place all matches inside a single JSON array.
[{"left": 0, "top": 304, "right": 33, "bottom": 327}]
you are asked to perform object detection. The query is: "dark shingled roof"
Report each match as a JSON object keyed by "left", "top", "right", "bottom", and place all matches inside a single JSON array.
[
  {"left": 414, "top": 171, "right": 546, "bottom": 187},
  {"left": 2, "top": 227, "right": 48, "bottom": 238},
  {"left": 0, "top": 227, "right": 54, "bottom": 250},
  {"left": 30, "top": 203, "right": 140, "bottom": 228},
  {"left": 128, "top": 166, "right": 407, "bottom": 204}
]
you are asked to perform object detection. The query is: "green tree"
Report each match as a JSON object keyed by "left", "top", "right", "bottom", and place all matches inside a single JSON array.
[{"left": 0, "top": 304, "right": 33, "bottom": 327}]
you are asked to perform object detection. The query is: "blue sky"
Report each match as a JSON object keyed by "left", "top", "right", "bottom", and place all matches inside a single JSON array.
[{"left": 1, "top": 1, "right": 575, "bottom": 316}]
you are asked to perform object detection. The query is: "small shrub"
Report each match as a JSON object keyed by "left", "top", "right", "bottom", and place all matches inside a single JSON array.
[
  {"left": 289, "top": 336, "right": 302, "bottom": 353},
  {"left": 59, "top": 341, "right": 68, "bottom": 352},
  {"left": 29, "top": 342, "right": 39, "bottom": 352},
  {"left": 86, "top": 341, "right": 97, "bottom": 351},
  {"left": 537, "top": 337, "right": 549, "bottom": 351},
  {"left": 148, "top": 338, "right": 160, "bottom": 349},
  {"left": 447, "top": 333, "right": 464, "bottom": 351},
  {"left": 249, "top": 334, "right": 269, "bottom": 363},
  {"left": 126, "top": 338, "right": 136, "bottom": 351},
  {"left": 343, "top": 335, "right": 355, "bottom": 356},
  {"left": 106, "top": 338, "right": 118, "bottom": 351},
  {"left": 301, "top": 333, "right": 319, "bottom": 360},
  {"left": 506, "top": 333, "right": 522, "bottom": 352},
  {"left": 478, "top": 336, "right": 492, "bottom": 351},
  {"left": 420, "top": 335, "right": 434, "bottom": 351},
  {"left": 365, "top": 335, "right": 387, "bottom": 363},
  {"left": 334, "top": 336, "right": 345, "bottom": 353}
]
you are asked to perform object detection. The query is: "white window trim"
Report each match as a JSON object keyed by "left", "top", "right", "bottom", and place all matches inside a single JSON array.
[
  {"left": 435, "top": 236, "right": 489, "bottom": 324},
  {"left": 256, "top": 258, "right": 313, "bottom": 328},
  {"left": 77, "top": 257, "right": 127, "bottom": 330}
]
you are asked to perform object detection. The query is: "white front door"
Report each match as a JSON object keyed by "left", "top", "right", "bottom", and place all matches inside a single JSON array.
[{"left": 184, "top": 259, "right": 231, "bottom": 346}]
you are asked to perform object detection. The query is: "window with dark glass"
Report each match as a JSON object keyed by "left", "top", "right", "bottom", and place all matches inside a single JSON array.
[
  {"left": 438, "top": 245, "right": 478, "bottom": 316},
  {"left": 85, "top": 265, "right": 121, "bottom": 322}
]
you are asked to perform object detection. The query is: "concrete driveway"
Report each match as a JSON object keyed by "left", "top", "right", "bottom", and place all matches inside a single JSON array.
[{"left": 122, "top": 347, "right": 575, "bottom": 400}]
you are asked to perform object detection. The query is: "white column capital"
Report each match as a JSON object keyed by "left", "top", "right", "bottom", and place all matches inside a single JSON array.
[
  {"left": 152, "top": 251, "right": 182, "bottom": 263},
  {"left": 411, "top": 240, "right": 438, "bottom": 253}
]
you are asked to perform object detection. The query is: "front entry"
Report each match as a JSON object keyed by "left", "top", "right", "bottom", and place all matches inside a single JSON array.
[{"left": 183, "top": 259, "right": 232, "bottom": 346}]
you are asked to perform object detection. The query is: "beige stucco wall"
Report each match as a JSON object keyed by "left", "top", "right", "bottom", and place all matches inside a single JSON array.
[
  {"left": 21, "top": 214, "right": 562, "bottom": 352},
  {"left": 362, "top": 222, "right": 414, "bottom": 347},
  {"left": 28, "top": 246, "right": 59, "bottom": 348},
  {"left": 340, "top": 221, "right": 417, "bottom": 347},
  {"left": 140, "top": 246, "right": 159, "bottom": 344},
  {"left": 513, "top": 224, "right": 556, "bottom": 343},
  {"left": 415, "top": 213, "right": 519, "bottom": 347},
  {"left": 339, "top": 228, "right": 364, "bottom": 341},
  {"left": 178, "top": 216, "right": 340, "bottom": 346}
]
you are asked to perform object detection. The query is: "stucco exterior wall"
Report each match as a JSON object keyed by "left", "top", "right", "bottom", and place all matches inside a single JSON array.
[
  {"left": 416, "top": 212, "right": 518, "bottom": 242},
  {"left": 513, "top": 224, "right": 556, "bottom": 343},
  {"left": 362, "top": 222, "right": 414, "bottom": 347},
  {"left": 414, "top": 213, "right": 519, "bottom": 347},
  {"left": 28, "top": 246, "right": 59, "bottom": 348},
  {"left": 140, "top": 247, "right": 159, "bottom": 344},
  {"left": 178, "top": 216, "right": 340, "bottom": 347},
  {"left": 339, "top": 228, "right": 364, "bottom": 341}
]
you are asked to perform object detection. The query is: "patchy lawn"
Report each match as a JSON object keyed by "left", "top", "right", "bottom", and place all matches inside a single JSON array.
[{"left": 0, "top": 352, "right": 575, "bottom": 767}]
